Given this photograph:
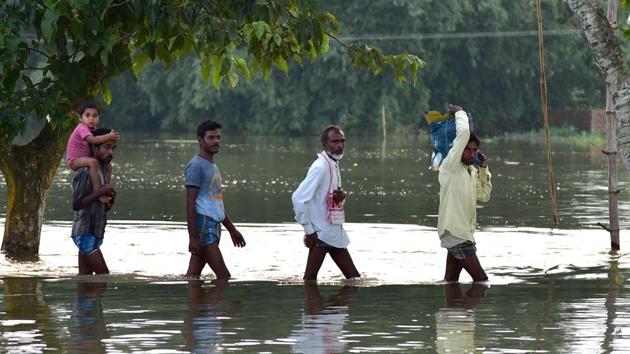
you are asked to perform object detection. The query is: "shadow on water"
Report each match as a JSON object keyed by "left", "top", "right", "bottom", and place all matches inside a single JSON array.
[{"left": 2, "top": 265, "right": 630, "bottom": 353}]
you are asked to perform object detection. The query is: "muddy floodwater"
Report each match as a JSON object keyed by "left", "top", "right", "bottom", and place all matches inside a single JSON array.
[{"left": 1, "top": 134, "right": 630, "bottom": 352}]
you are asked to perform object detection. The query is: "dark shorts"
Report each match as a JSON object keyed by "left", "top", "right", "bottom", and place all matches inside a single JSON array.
[
  {"left": 72, "top": 234, "right": 103, "bottom": 256},
  {"left": 303, "top": 236, "right": 344, "bottom": 250},
  {"left": 195, "top": 214, "right": 221, "bottom": 247},
  {"left": 447, "top": 241, "right": 477, "bottom": 260}
]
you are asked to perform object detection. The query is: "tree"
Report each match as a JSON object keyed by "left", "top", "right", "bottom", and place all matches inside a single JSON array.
[
  {"left": 564, "top": 0, "right": 630, "bottom": 173},
  {"left": 0, "top": 0, "right": 422, "bottom": 255},
  {"left": 104, "top": 1, "right": 604, "bottom": 136}
]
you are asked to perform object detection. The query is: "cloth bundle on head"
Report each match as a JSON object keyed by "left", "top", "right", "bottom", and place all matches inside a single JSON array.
[{"left": 425, "top": 110, "right": 449, "bottom": 123}]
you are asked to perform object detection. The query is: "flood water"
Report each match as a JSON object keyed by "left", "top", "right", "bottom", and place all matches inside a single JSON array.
[{"left": 1, "top": 134, "right": 630, "bottom": 352}]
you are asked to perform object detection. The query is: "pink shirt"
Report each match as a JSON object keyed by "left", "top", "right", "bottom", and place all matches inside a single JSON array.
[{"left": 66, "top": 123, "right": 93, "bottom": 167}]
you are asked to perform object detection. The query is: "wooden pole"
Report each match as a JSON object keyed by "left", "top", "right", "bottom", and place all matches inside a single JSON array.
[
  {"left": 602, "top": 0, "right": 621, "bottom": 251},
  {"left": 381, "top": 105, "right": 387, "bottom": 141},
  {"left": 381, "top": 105, "right": 387, "bottom": 158},
  {"left": 602, "top": 110, "right": 621, "bottom": 250},
  {"left": 535, "top": 0, "right": 559, "bottom": 226}
]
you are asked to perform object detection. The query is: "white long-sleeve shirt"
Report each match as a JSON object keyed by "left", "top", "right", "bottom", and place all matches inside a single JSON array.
[{"left": 292, "top": 152, "right": 350, "bottom": 248}]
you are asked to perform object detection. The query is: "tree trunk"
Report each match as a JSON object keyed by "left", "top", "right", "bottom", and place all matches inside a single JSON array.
[
  {"left": 565, "top": 0, "right": 630, "bottom": 173},
  {"left": 0, "top": 122, "right": 68, "bottom": 256}
]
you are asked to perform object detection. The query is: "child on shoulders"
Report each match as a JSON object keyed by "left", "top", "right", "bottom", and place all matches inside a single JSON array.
[{"left": 65, "top": 101, "right": 119, "bottom": 202}]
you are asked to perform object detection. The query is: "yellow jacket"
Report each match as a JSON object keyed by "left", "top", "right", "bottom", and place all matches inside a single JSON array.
[{"left": 437, "top": 111, "right": 492, "bottom": 241}]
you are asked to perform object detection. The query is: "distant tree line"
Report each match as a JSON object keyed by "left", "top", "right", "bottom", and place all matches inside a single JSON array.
[{"left": 104, "top": 0, "right": 606, "bottom": 136}]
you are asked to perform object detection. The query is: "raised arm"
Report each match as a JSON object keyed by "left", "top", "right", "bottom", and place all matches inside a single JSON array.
[
  {"left": 439, "top": 108, "right": 470, "bottom": 173},
  {"left": 85, "top": 130, "right": 119, "bottom": 145}
]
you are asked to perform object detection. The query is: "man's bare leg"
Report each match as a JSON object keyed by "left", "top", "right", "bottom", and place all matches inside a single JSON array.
[
  {"left": 186, "top": 254, "right": 206, "bottom": 278},
  {"left": 78, "top": 252, "right": 91, "bottom": 275},
  {"left": 303, "top": 246, "right": 328, "bottom": 280},
  {"left": 461, "top": 255, "right": 488, "bottom": 282},
  {"left": 444, "top": 252, "right": 463, "bottom": 282},
  {"left": 84, "top": 250, "right": 109, "bottom": 274},
  {"left": 329, "top": 248, "right": 360, "bottom": 278},
  {"left": 303, "top": 282, "right": 324, "bottom": 314},
  {"left": 203, "top": 244, "right": 231, "bottom": 279}
]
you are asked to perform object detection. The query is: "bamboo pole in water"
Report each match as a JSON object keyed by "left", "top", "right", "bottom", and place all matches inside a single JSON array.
[
  {"left": 597, "top": 0, "right": 621, "bottom": 251},
  {"left": 602, "top": 111, "right": 621, "bottom": 250},
  {"left": 381, "top": 105, "right": 387, "bottom": 158},
  {"left": 606, "top": 0, "right": 621, "bottom": 250},
  {"left": 535, "top": 0, "right": 559, "bottom": 226}
]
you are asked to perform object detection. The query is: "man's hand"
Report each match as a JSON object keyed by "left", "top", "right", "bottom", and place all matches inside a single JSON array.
[
  {"left": 332, "top": 188, "right": 345, "bottom": 203},
  {"left": 478, "top": 152, "right": 488, "bottom": 168},
  {"left": 97, "top": 184, "right": 114, "bottom": 205},
  {"left": 105, "top": 188, "right": 116, "bottom": 211},
  {"left": 448, "top": 104, "right": 462, "bottom": 115},
  {"left": 304, "top": 232, "right": 318, "bottom": 249},
  {"left": 189, "top": 237, "right": 202, "bottom": 256},
  {"left": 230, "top": 229, "right": 246, "bottom": 247},
  {"left": 109, "top": 130, "right": 120, "bottom": 141}
]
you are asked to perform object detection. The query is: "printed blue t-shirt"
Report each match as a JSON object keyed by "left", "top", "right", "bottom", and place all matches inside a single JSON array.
[{"left": 184, "top": 155, "right": 225, "bottom": 222}]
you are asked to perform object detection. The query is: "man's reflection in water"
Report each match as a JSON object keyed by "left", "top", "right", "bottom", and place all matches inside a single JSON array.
[
  {"left": 182, "top": 279, "right": 229, "bottom": 353},
  {"left": 65, "top": 281, "right": 108, "bottom": 353},
  {"left": 290, "top": 283, "right": 358, "bottom": 354},
  {"left": 435, "top": 283, "right": 487, "bottom": 354}
]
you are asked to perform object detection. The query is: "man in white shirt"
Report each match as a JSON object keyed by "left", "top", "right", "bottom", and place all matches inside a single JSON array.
[
  {"left": 292, "top": 125, "right": 361, "bottom": 280},
  {"left": 438, "top": 104, "right": 492, "bottom": 282}
]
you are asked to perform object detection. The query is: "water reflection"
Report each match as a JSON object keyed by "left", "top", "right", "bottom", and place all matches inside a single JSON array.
[
  {"left": 66, "top": 282, "right": 108, "bottom": 353},
  {"left": 603, "top": 254, "right": 623, "bottom": 354},
  {"left": 182, "top": 280, "right": 228, "bottom": 353},
  {"left": 435, "top": 283, "right": 487, "bottom": 353},
  {"left": 0, "top": 278, "right": 61, "bottom": 352},
  {"left": 290, "top": 283, "right": 357, "bottom": 353},
  {"left": 1, "top": 277, "right": 630, "bottom": 352}
]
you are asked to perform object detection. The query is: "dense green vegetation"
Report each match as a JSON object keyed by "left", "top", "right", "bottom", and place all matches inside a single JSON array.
[
  {"left": 104, "top": 0, "right": 606, "bottom": 136},
  {"left": 0, "top": 0, "right": 422, "bottom": 255}
]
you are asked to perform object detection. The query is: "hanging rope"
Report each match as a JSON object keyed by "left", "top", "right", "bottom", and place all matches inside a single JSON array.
[{"left": 535, "top": 0, "right": 559, "bottom": 226}]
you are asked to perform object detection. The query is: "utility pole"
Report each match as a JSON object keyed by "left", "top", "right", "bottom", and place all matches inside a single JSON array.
[{"left": 599, "top": 0, "right": 621, "bottom": 251}]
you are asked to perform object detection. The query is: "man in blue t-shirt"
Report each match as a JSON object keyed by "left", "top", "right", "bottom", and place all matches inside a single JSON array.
[{"left": 184, "top": 120, "right": 246, "bottom": 279}]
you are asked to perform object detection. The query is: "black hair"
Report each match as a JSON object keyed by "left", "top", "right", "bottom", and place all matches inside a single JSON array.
[
  {"left": 91, "top": 128, "right": 112, "bottom": 147},
  {"left": 77, "top": 100, "right": 99, "bottom": 116},
  {"left": 468, "top": 132, "right": 481, "bottom": 146},
  {"left": 320, "top": 125, "right": 342, "bottom": 145},
  {"left": 197, "top": 120, "right": 222, "bottom": 138}
]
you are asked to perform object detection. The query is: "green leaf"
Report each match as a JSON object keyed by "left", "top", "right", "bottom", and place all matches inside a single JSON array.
[
  {"left": 103, "top": 85, "right": 112, "bottom": 104},
  {"left": 253, "top": 21, "right": 266, "bottom": 40},
  {"left": 273, "top": 33, "right": 282, "bottom": 47},
  {"left": 227, "top": 70, "right": 239, "bottom": 88},
  {"left": 308, "top": 40, "right": 317, "bottom": 62},
  {"left": 200, "top": 57, "right": 211, "bottom": 83},
  {"left": 211, "top": 55, "right": 224, "bottom": 89},
  {"left": 132, "top": 51, "right": 150, "bottom": 77},
  {"left": 275, "top": 57, "right": 288, "bottom": 74},
  {"left": 235, "top": 57, "right": 250, "bottom": 82},
  {"left": 41, "top": 9, "right": 61, "bottom": 42},
  {"left": 320, "top": 34, "right": 330, "bottom": 54},
  {"left": 100, "top": 51, "right": 108, "bottom": 66}
]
